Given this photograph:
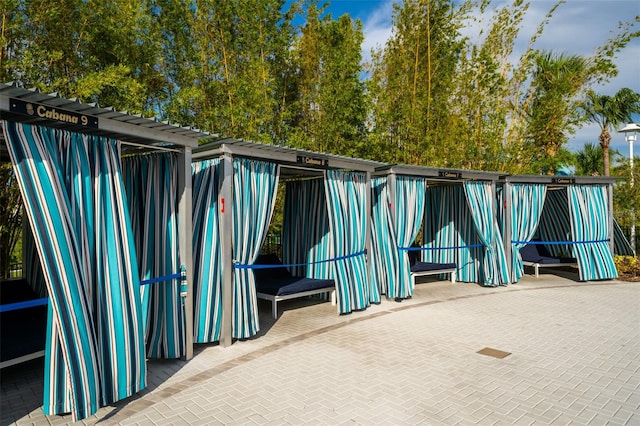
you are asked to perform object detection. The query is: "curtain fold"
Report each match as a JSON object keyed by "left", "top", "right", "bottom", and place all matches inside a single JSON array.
[
  {"left": 232, "top": 158, "right": 279, "bottom": 338},
  {"left": 613, "top": 219, "right": 634, "bottom": 256},
  {"left": 191, "top": 158, "right": 223, "bottom": 343},
  {"left": 282, "top": 179, "right": 333, "bottom": 280},
  {"left": 424, "top": 185, "right": 484, "bottom": 283},
  {"left": 324, "top": 170, "right": 369, "bottom": 313},
  {"left": 3, "top": 121, "right": 145, "bottom": 421},
  {"left": 122, "top": 153, "right": 184, "bottom": 358},
  {"left": 394, "top": 176, "right": 426, "bottom": 297},
  {"left": 536, "top": 189, "right": 573, "bottom": 257},
  {"left": 369, "top": 176, "right": 399, "bottom": 301},
  {"left": 568, "top": 185, "right": 618, "bottom": 280},
  {"left": 464, "top": 181, "right": 509, "bottom": 286},
  {"left": 509, "top": 184, "right": 547, "bottom": 282}
]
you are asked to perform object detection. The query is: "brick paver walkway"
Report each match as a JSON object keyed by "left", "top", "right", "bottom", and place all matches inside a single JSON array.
[{"left": 2, "top": 273, "right": 639, "bottom": 425}]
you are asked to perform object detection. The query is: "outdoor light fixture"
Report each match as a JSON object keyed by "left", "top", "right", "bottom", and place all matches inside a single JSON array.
[{"left": 619, "top": 123, "right": 640, "bottom": 254}]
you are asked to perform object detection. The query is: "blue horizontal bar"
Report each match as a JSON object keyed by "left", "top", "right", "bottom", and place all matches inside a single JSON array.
[
  {"left": 399, "top": 244, "right": 484, "bottom": 251},
  {"left": 0, "top": 297, "right": 48, "bottom": 313},
  {"left": 235, "top": 251, "right": 366, "bottom": 270},
  {"left": 511, "top": 239, "right": 610, "bottom": 245},
  {"left": 140, "top": 272, "right": 182, "bottom": 286}
]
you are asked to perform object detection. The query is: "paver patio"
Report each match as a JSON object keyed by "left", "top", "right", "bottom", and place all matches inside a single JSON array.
[{"left": 2, "top": 272, "right": 639, "bottom": 425}]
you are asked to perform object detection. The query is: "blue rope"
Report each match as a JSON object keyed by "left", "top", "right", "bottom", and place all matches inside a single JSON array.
[
  {"left": 399, "top": 244, "right": 484, "bottom": 252},
  {"left": 0, "top": 297, "right": 48, "bottom": 313},
  {"left": 140, "top": 272, "right": 183, "bottom": 286},
  {"left": 511, "top": 239, "right": 610, "bottom": 245},
  {"left": 234, "top": 250, "right": 366, "bottom": 270}
]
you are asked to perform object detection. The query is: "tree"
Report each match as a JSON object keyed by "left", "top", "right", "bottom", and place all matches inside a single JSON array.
[
  {"left": 288, "top": 2, "right": 368, "bottom": 157},
  {"left": 583, "top": 88, "right": 640, "bottom": 176},
  {"left": 0, "top": 164, "right": 22, "bottom": 279},
  {"left": 368, "top": 0, "right": 468, "bottom": 165},
  {"left": 524, "top": 51, "right": 590, "bottom": 174},
  {"left": 574, "top": 143, "right": 605, "bottom": 176}
]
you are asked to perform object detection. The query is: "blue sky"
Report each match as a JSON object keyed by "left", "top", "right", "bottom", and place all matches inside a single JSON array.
[{"left": 291, "top": 0, "right": 640, "bottom": 157}]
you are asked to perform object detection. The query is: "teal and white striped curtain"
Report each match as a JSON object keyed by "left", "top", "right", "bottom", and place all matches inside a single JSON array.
[
  {"left": 613, "top": 219, "right": 634, "bottom": 256},
  {"left": 369, "top": 176, "right": 399, "bottom": 301},
  {"left": 464, "top": 181, "right": 509, "bottom": 286},
  {"left": 324, "top": 170, "right": 369, "bottom": 313},
  {"left": 123, "top": 153, "right": 185, "bottom": 358},
  {"left": 568, "top": 185, "right": 618, "bottom": 280},
  {"left": 233, "top": 158, "right": 280, "bottom": 338},
  {"left": 282, "top": 179, "right": 333, "bottom": 279},
  {"left": 191, "top": 158, "right": 223, "bottom": 343},
  {"left": 424, "top": 185, "right": 484, "bottom": 283},
  {"left": 394, "top": 176, "right": 426, "bottom": 297},
  {"left": 509, "top": 184, "right": 547, "bottom": 282},
  {"left": 536, "top": 189, "right": 573, "bottom": 257},
  {"left": 3, "top": 121, "right": 145, "bottom": 421}
]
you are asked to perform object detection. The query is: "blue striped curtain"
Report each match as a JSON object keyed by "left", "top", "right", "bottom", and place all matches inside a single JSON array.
[
  {"left": 464, "top": 181, "right": 509, "bottom": 286},
  {"left": 233, "top": 158, "right": 280, "bottom": 338},
  {"left": 568, "top": 185, "right": 618, "bottom": 280},
  {"left": 122, "top": 154, "right": 184, "bottom": 358},
  {"left": 191, "top": 158, "right": 223, "bottom": 343},
  {"left": 3, "top": 121, "right": 145, "bottom": 421},
  {"left": 424, "top": 185, "right": 484, "bottom": 283},
  {"left": 282, "top": 179, "right": 333, "bottom": 279},
  {"left": 509, "top": 184, "right": 547, "bottom": 283},
  {"left": 536, "top": 189, "right": 573, "bottom": 257},
  {"left": 369, "top": 176, "right": 399, "bottom": 301},
  {"left": 394, "top": 176, "right": 426, "bottom": 297},
  {"left": 324, "top": 170, "right": 369, "bottom": 313}
]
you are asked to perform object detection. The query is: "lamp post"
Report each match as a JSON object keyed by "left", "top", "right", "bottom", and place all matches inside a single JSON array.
[{"left": 619, "top": 123, "right": 640, "bottom": 254}]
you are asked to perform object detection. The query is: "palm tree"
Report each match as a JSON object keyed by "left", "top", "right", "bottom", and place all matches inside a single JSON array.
[
  {"left": 583, "top": 88, "right": 640, "bottom": 176},
  {"left": 574, "top": 143, "right": 604, "bottom": 176}
]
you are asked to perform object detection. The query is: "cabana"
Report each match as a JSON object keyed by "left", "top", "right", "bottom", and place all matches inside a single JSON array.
[
  {"left": 0, "top": 82, "right": 208, "bottom": 420},
  {"left": 500, "top": 175, "right": 618, "bottom": 282},
  {"left": 371, "top": 165, "right": 509, "bottom": 301},
  {"left": 190, "top": 139, "right": 381, "bottom": 346}
]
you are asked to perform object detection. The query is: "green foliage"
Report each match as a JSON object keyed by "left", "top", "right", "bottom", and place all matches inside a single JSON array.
[
  {"left": 582, "top": 88, "right": 640, "bottom": 175},
  {"left": 0, "top": 163, "right": 22, "bottom": 279},
  {"left": 574, "top": 143, "right": 605, "bottom": 176},
  {"left": 612, "top": 154, "right": 640, "bottom": 228},
  {"left": 614, "top": 256, "right": 640, "bottom": 281}
]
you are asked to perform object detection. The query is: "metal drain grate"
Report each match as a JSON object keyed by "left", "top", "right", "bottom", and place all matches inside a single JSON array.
[{"left": 477, "top": 347, "right": 511, "bottom": 358}]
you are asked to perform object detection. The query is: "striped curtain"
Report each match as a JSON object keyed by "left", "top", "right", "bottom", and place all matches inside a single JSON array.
[
  {"left": 232, "top": 158, "right": 280, "bottom": 338},
  {"left": 394, "top": 176, "right": 427, "bottom": 297},
  {"left": 424, "top": 185, "right": 484, "bottom": 283},
  {"left": 568, "top": 185, "right": 618, "bottom": 280},
  {"left": 613, "top": 219, "right": 634, "bottom": 256},
  {"left": 464, "top": 181, "right": 509, "bottom": 286},
  {"left": 191, "top": 158, "right": 223, "bottom": 343},
  {"left": 324, "top": 170, "right": 369, "bottom": 313},
  {"left": 282, "top": 179, "right": 333, "bottom": 279},
  {"left": 122, "top": 153, "right": 184, "bottom": 358},
  {"left": 536, "top": 189, "right": 573, "bottom": 257},
  {"left": 22, "top": 225, "right": 47, "bottom": 297},
  {"left": 509, "top": 184, "right": 547, "bottom": 283},
  {"left": 369, "top": 176, "right": 399, "bottom": 301},
  {"left": 3, "top": 121, "right": 145, "bottom": 421}
]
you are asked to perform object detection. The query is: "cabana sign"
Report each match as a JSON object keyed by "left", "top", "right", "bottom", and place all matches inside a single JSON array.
[
  {"left": 551, "top": 177, "right": 575, "bottom": 184},
  {"left": 297, "top": 155, "right": 328, "bottom": 168},
  {"left": 10, "top": 98, "right": 98, "bottom": 129},
  {"left": 438, "top": 171, "right": 461, "bottom": 179}
]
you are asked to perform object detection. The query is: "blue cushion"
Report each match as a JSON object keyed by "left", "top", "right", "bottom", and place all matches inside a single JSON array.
[
  {"left": 410, "top": 261, "right": 456, "bottom": 273},
  {"left": 255, "top": 277, "right": 334, "bottom": 296}
]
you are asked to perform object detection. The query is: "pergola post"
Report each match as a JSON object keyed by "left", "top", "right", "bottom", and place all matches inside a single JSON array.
[
  {"left": 178, "top": 146, "right": 194, "bottom": 360},
  {"left": 220, "top": 152, "right": 234, "bottom": 347}
]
